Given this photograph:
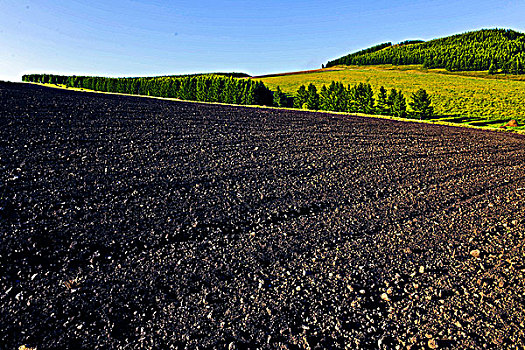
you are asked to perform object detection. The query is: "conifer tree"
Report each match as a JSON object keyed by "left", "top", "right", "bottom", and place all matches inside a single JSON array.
[
  {"left": 409, "top": 89, "right": 433, "bottom": 120},
  {"left": 392, "top": 90, "right": 407, "bottom": 118},
  {"left": 346, "top": 84, "right": 358, "bottom": 113},
  {"left": 387, "top": 88, "right": 397, "bottom": 112},
  {"left": 319, "top": 85, "right": 330, "bottom": 110},
  {"left": 388, "top": 89, "right": 407, "bottom": 118},
  {"left": 196, "top": 77, "right": 207, "bottom": 101},
  {"left": 306, "top": 84, "right": 319, "bottom": 110},
  {"left": 513, "top": 58, "right": 523, "bottom": 75},
  {"left": 209, "top": 77, "right": 222, "bottom": 102},
  {"left": 242, "top": 81, "right": 252, "bottom": 105},
  {"left": 252, "top": 81, "right": 273, "bottom": 106},
  {"left": 488, "top": 60, "right": 497, "bottom": 74},
  {"left": 246, "top": 81, "right": 257, "bottom": 105},
  {"left": 334, "top": 82, "right": 348, "bottom": 112},
  {"left": 502, "top": 60, "right": 510, "bottom": 75},
  {"left": 362, "top": 83, "right": 375, "bottom": 114},
  {"left": 294, "top": 85, "right": 308, "bottom": 108},
  {"left": 376, "top": 86, "right": 389, "bottom": 115},
  {"left": 273, "top": 87, "right": 287, "bottom": 107}
]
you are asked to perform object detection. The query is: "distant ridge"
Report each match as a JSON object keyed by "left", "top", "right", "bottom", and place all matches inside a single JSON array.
[{"left": 326, "top": 29, "right": 525, "bottom": 74}]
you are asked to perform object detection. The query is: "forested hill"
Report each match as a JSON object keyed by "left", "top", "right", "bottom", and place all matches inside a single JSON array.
[{"left": 326, "top": 29, "right": 525, "bottom": 74}]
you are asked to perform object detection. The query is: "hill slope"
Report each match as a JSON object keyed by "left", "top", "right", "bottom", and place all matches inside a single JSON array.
[
  {"left": 326, "top": 29, "right": 525, "bottom": 74},
  {"left": 256, "top": 65, "right": 525, "bottom": 125}
]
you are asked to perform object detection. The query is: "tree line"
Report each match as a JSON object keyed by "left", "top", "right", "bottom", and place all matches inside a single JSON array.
[
  {"left": 23, "top": 73, "right": 433, "bottom": 119},
  {"left": 326, "top": 29, "right": 525, "bottom": 74},
  {"left": 281, "top": 82, "right": 433, "bottom": 120},
  {"left": 22, "top": 74, "right": 274, "bottom": 106}
]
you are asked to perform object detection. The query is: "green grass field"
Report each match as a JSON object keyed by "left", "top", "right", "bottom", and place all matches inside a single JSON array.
[{"left": 255, "top": 65, "right": 525, "bottom": 128}]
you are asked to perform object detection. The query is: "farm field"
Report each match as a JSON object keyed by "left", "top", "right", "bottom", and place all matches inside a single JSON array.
[
  {"left": 256, "top": 65, "right": 525, "bottom": 126},
  {"left": 1, "top": 82, "right": 525, "bottom": 349}
]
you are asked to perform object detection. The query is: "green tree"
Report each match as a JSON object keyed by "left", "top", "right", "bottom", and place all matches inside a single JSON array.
[
  {"left": 362, "top": 83, "right": 375, "bottom": 114},
  {"left": 306, "top": 83, "right": 319, "bottom": 110},
  {"left": 512, "top": 58, "right": 523, "bottom": 75},
  {"left": 388, "top": 89, "right": 407, "bottom": 118},
  {"left": 252, "top": 81, "right": 273, "bottom": 106},
  {"left": 209, "top": 77, "right": 223, "bottom": 102},
  {"left": 319, "top": 85, "right": 330, "bottom": 110},
  {"left": 195, "top": 77, "right": 208, "bottom": 101},
  {"left": 488, "top": 60, "right": 497, "bottom": 74},
  {"left": 273, "top": 86, "right": 287, "bottom": 107},
  {"left": 409, "top": 89, "right": 434, "bottom": 120},
  {"left": 376, "top": 86, "right": 388, "bottom": 115},
  {"left": 502, "top": 60, "right": 511, "bottom": 75},
  {"left": 387, "top": 88, "right": 397, "bottom": 113},
  {"left": 393, "top": 91, "right": 407, "bottom": 118},
  {"left": 294, "top": 85, "right": 308, "bottom": 108}
]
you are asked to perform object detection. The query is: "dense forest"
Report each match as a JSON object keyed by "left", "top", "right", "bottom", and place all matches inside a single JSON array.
[
  {"left": 326, "top": 29, "right": 525, "bottom": 74},
  {"left": 22, "top": 74, "right": 273, "bottom": 106}
]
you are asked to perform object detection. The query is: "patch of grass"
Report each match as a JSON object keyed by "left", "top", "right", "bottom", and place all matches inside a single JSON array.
[{"left": 255, "top": 65, "right": 525, "bottom": 125}]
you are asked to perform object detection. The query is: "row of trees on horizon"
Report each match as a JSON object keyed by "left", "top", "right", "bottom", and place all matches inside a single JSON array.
[
  {"left": 326, "top": 29, "right": 525, "bottom": 74},
  {"left": 274, "top": 82, "right": 433, "bottom": 120},
  {"left": 22, "top": 74, "right": 274, "bottom": 106},
  {"left": 22, "top": 73, "right": 434, "bottom": 120}
]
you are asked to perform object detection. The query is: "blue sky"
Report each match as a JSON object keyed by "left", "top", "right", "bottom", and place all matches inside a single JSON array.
[{"left": 1, "top": 0, "right": 524, "bottom": 81}]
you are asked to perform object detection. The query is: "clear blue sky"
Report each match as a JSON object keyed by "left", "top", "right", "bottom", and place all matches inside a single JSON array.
[{"left": 1, "top": 0, "right": 524, "bottom": 81}]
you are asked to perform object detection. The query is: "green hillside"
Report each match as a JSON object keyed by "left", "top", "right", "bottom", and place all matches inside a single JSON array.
[
  {"left": 256, "top": 65, "right": 525, "bottom": 127},
  {"left": 326, "top": 29, "right": 525, "bottom": 74}
]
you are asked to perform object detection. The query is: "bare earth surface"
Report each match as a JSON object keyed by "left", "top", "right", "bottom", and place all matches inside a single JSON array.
[{"left": 1, "top": 82, "right": 525, "bottom": 349}]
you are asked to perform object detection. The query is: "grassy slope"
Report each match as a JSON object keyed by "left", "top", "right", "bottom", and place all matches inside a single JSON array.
[{"left": 255, "top": 65, "right": 525, "bottom": 127}]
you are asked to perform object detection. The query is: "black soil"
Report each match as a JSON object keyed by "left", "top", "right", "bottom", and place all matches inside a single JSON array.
[{"left": 1, "top": 82, "right": 524, "bottom": 349}]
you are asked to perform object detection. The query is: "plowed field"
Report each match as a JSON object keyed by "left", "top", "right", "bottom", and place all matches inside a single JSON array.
[{"left": 1, "top": 82, "right": 525, "bottom": 349}]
